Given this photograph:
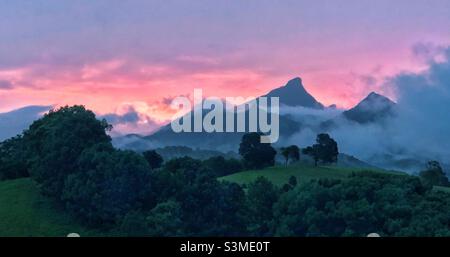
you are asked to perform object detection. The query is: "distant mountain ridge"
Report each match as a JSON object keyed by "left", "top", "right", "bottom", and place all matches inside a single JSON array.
[
  {"left": 116, "top": 77, "right": 324, "bottom": 151},
  {"left": 0, "top": 78, "right": 398, "bottom": 172},
  {"left": 0, "top": 79, "right": 406, "bottom": 172},
  {"left": 0, "top": 105, "right": 52, "bottom": 141},
  {"left": 114, "top": 78, "right": 397, "bottom": 151}
]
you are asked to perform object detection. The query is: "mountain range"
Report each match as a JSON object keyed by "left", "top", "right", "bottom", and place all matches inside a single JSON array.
[
  {"left": 2, "top": 77, "right": 445, "bottom": 173},
  {"left": 114, "top": 77, "right": 397, "bottom": 151}
]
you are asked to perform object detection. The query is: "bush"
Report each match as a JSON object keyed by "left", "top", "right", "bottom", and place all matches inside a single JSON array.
[
  {"left": 0, "top": 136, "right": 29, "bottom": 180},
  {"left": 273, "top": 172, "right": 450, "bottom": 236},
  {"left": 152, "top": 158, "right": 248, "bottom": 236},
  {"left": 202, "top": 156, "right": 243, "bottom": 177},
  {"left": 246, "top": 177, "right": 280, "bottom": 236},
  {"left": 419, "top": 161, "right": 450, "bottom": 187},
  {"left": 142, "top": 150, "right": 164, "bottom": 170},
  {"left": 146, "top": 200, "right": 184, "bottom": 236},
  {"left": 62, "top": 145, "right": 153, "bottom": 226}
]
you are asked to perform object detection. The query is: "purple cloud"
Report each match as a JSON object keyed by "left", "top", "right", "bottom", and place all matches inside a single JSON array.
[{"left": 0, "top": 80, "right": 13, "bottom": 89}]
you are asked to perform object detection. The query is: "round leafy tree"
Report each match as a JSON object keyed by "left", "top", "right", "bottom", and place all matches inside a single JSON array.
[
  {"left": 239, "top": 132, "right": 276, "bottom": 170},
  {"left": 22, "top": 105, "right": 112, "bottom": 197}
]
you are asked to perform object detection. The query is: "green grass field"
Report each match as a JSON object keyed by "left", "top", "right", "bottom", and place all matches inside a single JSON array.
[
  {"left": 0, "top": 178, "right": 104, "bottom": 237},
  {"left": 434, "top": 185, "right": 450, "bottom": 193},
  {"left": 220, "top": 163, "right": 404, "bottom": 186}
]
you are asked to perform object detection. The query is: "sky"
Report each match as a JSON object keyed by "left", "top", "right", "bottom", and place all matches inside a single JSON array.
[{"left": 1, "top": 0, "right": 450, "bottom": 134}]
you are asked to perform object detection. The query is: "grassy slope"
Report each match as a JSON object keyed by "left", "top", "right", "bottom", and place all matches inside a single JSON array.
[
  {"left": 0, "top": 178, "right": 103, "bottom": 237},
  {"left": 434, "top": 186, "right": 450, "bottom": 193},
  {"left": 221, "top": 163, "right": 404, "bottom": 186}
]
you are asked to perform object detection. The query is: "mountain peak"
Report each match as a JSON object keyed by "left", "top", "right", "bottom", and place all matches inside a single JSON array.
[
  {"left": 366, "top": 91, "right": 386, "bottom": 100},
  {"left": 284, "top": 77, "right": 303, "bottom": 88},
  {"left": 367, "top": 91, "right": 379, "bottom": 97},
  {"left": 343, "top": 92, "right": 396, "bottom": 124},
  {"left": 360, "top": 92, "right": 395, "bottom": 107},
  {"left": 264, "top": 77, "right": 324, "bottom": 109}
]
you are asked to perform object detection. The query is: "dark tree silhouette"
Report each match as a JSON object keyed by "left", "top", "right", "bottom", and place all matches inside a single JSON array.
[
  {"left": 303, "top": 145, "right": 320, "bottom": 166},
  {"left": 239, "top": 133, "right": 276, "bottom": 169},
  {"left": 0, "top": 135, "right": 29, "bottom": 180},
  {"left": 22, "top": 105, "right": 112, "bottom": 197},
  {"left": 281, "top": 145, "right": 300, "bottom": 166},
  {"left": 316, "top": 133, "right": 338, "bottom": 164},
  {"left": 288, "top": 176, "right": 297, "bottom": 187},
  {"left": 303, "top": 134, "right": 338, "bottom": 166},
  {"left": 419, "top": 161, "right": 450, "bottom": 187},
  {"left": 143, "top": 150, "right": 164, "bottom": 170}
]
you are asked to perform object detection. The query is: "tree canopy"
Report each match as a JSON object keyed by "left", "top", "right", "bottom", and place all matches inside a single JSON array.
[
  {"left": 239, "top": 132, "right": 276, "bottom": 169},
  {"left": 0, "top": 136, "right": 29, "bottom": 180},
  {"left": 419, "top": 161, "right": 450, "bottom": 187},
  {"left": 22, "top": 105, "right": 112, "bottom": 197},
  {"left": 280, "top": 145, "right": 300, "bottom": 166},
  {"left": 303, "top": 133, "right": 338, "bottom": 166},
  {"left": 142, "top": 150, "right": 164, "bottom": 170}
]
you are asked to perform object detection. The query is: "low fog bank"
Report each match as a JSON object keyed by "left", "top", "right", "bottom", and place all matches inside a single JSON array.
[{"left": 287, "top": 47, "right": 450, "bottom": 174}]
